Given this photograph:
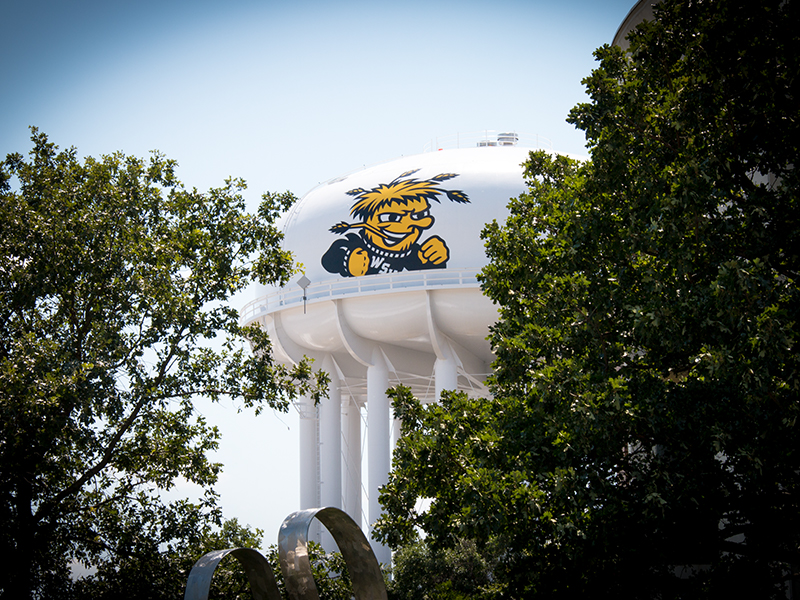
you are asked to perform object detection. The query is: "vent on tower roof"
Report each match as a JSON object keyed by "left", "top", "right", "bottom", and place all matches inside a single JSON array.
[
  {"left": 477, "top": 132, "right": 519, "bottom": 147},
  {"left": 423, "top": 130, "right": 549, "bottom": 152},
  {"left": 497, "top": 132, "right": 519, "bottom": 146}
]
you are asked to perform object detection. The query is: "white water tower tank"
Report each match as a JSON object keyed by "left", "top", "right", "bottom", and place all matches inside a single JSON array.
[{"left": 241, "top": 132, "right": 574, "bottom": 563}]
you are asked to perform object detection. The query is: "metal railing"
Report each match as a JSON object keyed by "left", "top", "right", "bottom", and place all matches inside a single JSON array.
[
  {"left": 240, "top": 268, "right": 481, "bottom": 324},
  {"left": 422, "top": 130, "right": 553, "bottom": 153}
]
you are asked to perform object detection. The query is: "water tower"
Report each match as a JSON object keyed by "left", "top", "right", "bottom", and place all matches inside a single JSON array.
[{"left": 241, "top": 132, "right": 571, "bottom": 563}]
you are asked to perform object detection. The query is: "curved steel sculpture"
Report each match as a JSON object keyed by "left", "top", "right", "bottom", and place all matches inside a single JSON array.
[
  {"left": 184, "top": 547, "right": 282, "bottom": 600},
  {"left": 279, "top": 507, "right": 388, "bottom": 600},
  {"left": 184, "top": 507, "right": 387, "bottom": 600}
]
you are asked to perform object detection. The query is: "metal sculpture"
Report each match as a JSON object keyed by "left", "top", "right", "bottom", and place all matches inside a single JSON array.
[
  {"left": 184, "top": 547, "right": 281, "bottom": 600},
  {"left": 184, "top": 506, "right": 387, "bottom": 600},
  {"left": 279, "top": 507, "right": 388, "bottom": 600}
]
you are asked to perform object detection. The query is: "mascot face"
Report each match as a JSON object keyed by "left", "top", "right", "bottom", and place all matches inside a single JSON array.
[
  {"left": 363, "top": 198, "right": 434, "bottom": 252},
  {"left": 322, "top": 169, "right": 469, "bottom": 276}
]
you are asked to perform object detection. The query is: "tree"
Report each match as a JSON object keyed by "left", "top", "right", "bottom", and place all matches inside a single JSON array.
[
  {"left": 387, "top": 536, "right": 500, "bottom": 600},
  {"left": 74, "top": 518, "right": 264, "bottom": 600},
  {"left": 376, "top": 0, "right": 800, "bottom": 597},
  {"left": 0, "top": 129, "right": 326, "bottom": 599}
]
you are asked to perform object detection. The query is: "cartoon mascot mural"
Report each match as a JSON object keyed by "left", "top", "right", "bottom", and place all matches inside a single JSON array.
[{"left": 321, "top": 169, "right": 469, "bottom": 277}]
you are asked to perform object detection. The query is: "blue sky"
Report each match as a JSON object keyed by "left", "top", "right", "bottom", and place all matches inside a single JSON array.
[{"left": 2, "top": 0, "right": 636, "bottom": 551}]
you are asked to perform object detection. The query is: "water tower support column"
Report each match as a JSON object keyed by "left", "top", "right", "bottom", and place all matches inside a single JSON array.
[
  {"left": 367, "top": 351, "right": 391, "bottom": 566},
  {"left": 343, "top": 397, "right": 362, "bottom": 526},
  {"left": 319, "top": 355, "right": 342, "bottom": 551},
  {"left": 435, "top": 350, "right": 458, "bottom": 401},
  {"left": 298, "top": 397, "right": 318, "bottom": 511}
]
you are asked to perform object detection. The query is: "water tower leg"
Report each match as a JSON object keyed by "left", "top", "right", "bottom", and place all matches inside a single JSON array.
[
  {"left": 435, "top": 353, "right": 458, "bottom": 400},
  {"left": 367, "top": 352, "right": 392, "bottom": 567},
  {"left": 320, "top": 355, "right": 342, "bottom": 552},
  {"left": 298, "top": 396, "right": 318, "bottom": 510},
  {"left": 343, "top": 397, "right": 362, "bottom": 528},
  {"left": 298, "top": 396, "right": 321, "bottom": 544},
  {"left": 392, "top": 410, "right": 402, "bottom": 452}
]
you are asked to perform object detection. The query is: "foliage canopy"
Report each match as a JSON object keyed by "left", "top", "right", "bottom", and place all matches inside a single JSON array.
[
  {"left": 0, "top": 129, "right": 326, "bottom": 599},
  {"left": 376, "top": 0, "right": 799, "bottom": 597},
  {"left": 387, "top": 537, "right": 500, "bottom": 600}
]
